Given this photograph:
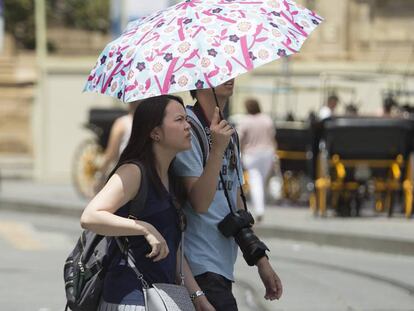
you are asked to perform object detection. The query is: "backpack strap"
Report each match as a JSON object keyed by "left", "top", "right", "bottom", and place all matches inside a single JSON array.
[
  {"left": 112, "top": 160, "right": 148, "bottom": 219},
  {"left": 124, "top": 160, "right": 149, "bottom": 219},
  {"left": 186, "top": 114, "right": 209, "bottom": 167}
]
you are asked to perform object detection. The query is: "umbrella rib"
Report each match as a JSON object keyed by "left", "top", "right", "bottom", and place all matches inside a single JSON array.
[
  {"left": 239, "top": 36, "right": 254, "bottom": 71},
  {"left": 279, "top": 11, "right": 308, "bottom": 37},
  {"left": 231, "top": 56, "right": 249, "bottom": 71}
]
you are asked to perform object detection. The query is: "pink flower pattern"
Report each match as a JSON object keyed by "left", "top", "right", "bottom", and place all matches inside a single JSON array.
[{"left": 84, "top": 0, "right": 322, "bottom": 102}]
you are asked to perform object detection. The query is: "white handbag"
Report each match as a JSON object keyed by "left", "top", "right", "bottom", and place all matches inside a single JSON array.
[
  {"left": 144, "top": 283, "right": 195, "bottom": 311},
  {"left": 125, "top": 232, "right": 196, "bottom": 311}
]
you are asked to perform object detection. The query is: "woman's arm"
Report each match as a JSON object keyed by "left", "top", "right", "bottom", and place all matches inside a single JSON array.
[{"left": 81, "top": 163, "right": 169, "bottom": 261}]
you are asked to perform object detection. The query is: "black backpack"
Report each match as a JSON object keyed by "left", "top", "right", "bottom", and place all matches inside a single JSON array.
[{"left": 64, "top": 161, "right": 148, "bottom": 311}]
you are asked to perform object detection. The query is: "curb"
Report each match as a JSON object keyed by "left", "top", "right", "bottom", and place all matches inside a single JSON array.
[
  {"left": 2, "top": 197, "right": 414, "bottom": 257},
  {"left": 255, "top": 226, "right": 414, "bottom": 257},
  {"left": 0, "top": 198, "right": 83, "bottom": 218}
]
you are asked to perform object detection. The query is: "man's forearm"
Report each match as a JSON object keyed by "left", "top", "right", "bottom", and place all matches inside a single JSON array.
[{"left": 188, "top": 148, "right": 224, "bottom": 213}]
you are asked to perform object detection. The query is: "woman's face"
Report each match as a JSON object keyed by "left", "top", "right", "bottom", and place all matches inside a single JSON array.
[{"left": 158, "top": 100, "right": 191, "bottom": 152}]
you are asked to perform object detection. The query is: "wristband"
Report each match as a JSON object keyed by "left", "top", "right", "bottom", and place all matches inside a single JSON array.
[{"left": 190, "top": 290, "right": 205, "bottom": 301}]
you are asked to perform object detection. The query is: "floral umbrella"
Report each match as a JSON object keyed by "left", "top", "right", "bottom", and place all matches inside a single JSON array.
[{"left": 84, "top": 0, "right": 323, "bottom": 102}]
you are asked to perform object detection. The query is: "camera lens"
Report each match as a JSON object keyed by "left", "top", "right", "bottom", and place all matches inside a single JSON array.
[{"left": 235, "top": 228, "right": 269, "bottom": 266}]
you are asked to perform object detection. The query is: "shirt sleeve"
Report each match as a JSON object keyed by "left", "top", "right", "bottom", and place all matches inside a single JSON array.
[{"left": 173, "top": 130, "right": 204, "bottom": 177}]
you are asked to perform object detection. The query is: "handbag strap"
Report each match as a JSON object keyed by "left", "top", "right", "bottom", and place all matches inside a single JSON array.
[
  {"left": 116, "top": 232, "right": 185, "bottom": 289},
  {"left": 122, "top": 160, "right": 149, "bottom": 218}
]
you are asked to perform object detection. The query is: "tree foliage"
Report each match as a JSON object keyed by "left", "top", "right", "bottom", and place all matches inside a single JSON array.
[
  {"left": 52, "top": 0, "right": 110, "bottom": 32},
  {"left": 4, "top": 0, "right": 36, "bottom": 49},
  {"left": 4, "top": 0, "right": 110, "bottom": 50}
]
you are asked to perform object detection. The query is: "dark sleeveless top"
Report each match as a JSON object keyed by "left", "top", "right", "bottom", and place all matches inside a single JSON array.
[{"left": 102, "top": 174, "right": 180, "bottom": 305}]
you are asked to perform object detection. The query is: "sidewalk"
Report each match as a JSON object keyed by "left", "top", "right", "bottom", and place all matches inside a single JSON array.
[{"left": 0, "top": 178, "right": 414, "bottom": 256}]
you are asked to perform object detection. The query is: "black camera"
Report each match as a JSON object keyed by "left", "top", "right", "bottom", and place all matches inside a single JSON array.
[{"left": 218, "top": 209, "right": 269, "bottom": 266}]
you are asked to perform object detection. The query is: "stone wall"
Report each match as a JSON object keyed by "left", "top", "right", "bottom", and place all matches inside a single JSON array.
[
  {"left": 47, "top": 28, "right": 111, "bottom": 56},
  {"left": 301, "top": 0, "right": 414, "bottom": 63},
  {"left": 0, "top": 40, "right": 36, "bottom": 157},
  {"left": 0, "top": 85, "right": 34, "bottom": 154}
]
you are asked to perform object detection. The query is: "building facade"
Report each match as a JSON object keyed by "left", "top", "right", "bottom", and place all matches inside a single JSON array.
[
  {"left": 234, "top": 0, "right": 414, "bottom": 120},
  {"left": 1, "top": 0, "right": 414, "bottom": 182}
]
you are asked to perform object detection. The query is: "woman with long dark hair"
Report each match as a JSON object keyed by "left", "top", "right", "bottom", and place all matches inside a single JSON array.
[{"left": 80, "top": 95, "right": 213, "bottom": 310}]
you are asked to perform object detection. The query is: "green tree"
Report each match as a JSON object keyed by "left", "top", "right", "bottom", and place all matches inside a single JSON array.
[
  {"left": 60, "top": 0, "right": 110, "bottom": 32},
  {"left": 4, "top": 0, "right": 109, "bottom": 50},
  {"left": 4, "top": 0, "right": 36, "bottom": 49}
]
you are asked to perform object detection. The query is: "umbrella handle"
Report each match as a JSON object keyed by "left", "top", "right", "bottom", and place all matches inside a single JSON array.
[{"left": 211, "top": 88, "right": 225, "bottom": 121}]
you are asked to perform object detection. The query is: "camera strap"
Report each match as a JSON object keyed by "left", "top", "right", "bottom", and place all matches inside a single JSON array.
[{"left": 189, "top": 99, "right": 248, "bottom": 215}]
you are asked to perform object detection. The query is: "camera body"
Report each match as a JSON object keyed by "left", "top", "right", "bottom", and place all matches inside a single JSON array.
[
  {"left": 218, "top": 209, "right": 269, "bottom": 266},
  {"left": 218, "top": 209, "right": 254, "bottom": 237}
]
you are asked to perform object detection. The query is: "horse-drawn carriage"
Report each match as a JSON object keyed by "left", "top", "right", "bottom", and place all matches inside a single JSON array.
[
  {"left": 314, "top": 117, "right": 414, "bottom": 218},
  {"left": 274, "top": 121, "right": 314, "bottom": 203},
  {"left": 273, "top": 116, "right": 414, "bottom": 218}
]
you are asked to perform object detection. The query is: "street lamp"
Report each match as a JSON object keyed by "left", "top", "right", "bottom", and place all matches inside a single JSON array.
[
  {"left": 34, "top": 0, "right": 48, "bottom": 180},
  {"left": 0, "top": 0, "right": 3, "bottom": 53}
]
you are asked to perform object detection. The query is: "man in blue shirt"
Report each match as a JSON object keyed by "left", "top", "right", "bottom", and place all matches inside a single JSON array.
[{"left": 174, "top": 79, "right": 283, "bottom": 311}]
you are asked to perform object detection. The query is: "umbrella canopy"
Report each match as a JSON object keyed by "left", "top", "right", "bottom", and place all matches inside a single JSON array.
[{"left": 84, "top": 0, "right": 323, "bottom": 102}]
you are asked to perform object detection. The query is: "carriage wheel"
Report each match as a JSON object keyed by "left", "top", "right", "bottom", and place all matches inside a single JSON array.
[
  {"left": 72, "top": 140, "right": 103, "bottom": 199},
  {"left": 242, "top": 170, "right": 250, "bottom": 195},
  {"left": 283, "top": 172, "right": 302, "bottom": 202}
]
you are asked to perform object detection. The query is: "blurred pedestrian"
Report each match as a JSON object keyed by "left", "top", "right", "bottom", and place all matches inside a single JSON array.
[
  {"left": 344, "top": 103, "right": 358, "bottom": 116},
  {"left": 80, "top": 95, "right": 209, "bottom": 310},
  {"left": 382, "top": 95, "right": 397, "bottom": 117},
  {"left": 94, "top": 101, "right": 140, "bottom": 193},
  {"left": 285, "top": 112, "right": 295, "bottom": 121},
  {"left": 319, "top": 94, "right": 339, "bottom": 120},
  {"left": 238, "top": 98, "right": 276, "bottom": 223}
]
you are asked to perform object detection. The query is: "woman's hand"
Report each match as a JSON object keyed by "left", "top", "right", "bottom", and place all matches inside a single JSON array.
[
  {"left": 210, "top": 107, "right": 235, "bottom": 155},
  {"left": 143, "top": 224, "right": 169, "bottom": 262}
]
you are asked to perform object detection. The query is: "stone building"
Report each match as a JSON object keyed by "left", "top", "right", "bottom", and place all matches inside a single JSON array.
[
  {"left": 235, "top": 0, "right": 414, "bottom": 120},
  {"left": 0, "top": 0, "right": 413, "bottom": 182}
]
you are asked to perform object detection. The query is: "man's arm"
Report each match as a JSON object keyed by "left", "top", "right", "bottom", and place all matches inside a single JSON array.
[
  {"left": 181, "top": 147, "right": 226, "bottom": 213},
  {"left": 257, "top": 256, "right": 283, "bottom": 301},
  {"left": 182, "top": 107, "right": 234, "bottom": 213},
  {"left": 94, "top": 117, "right": 126, "bottom": 193},
  {"left": 236, "top": 189, "right": 283, "bottom": 301}
]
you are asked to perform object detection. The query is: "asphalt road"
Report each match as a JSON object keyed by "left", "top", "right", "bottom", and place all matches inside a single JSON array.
[{"left": 1, "top": 208, "right": 414, "bottom": 311}]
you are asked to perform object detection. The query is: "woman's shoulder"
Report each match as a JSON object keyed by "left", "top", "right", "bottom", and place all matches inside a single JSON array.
[
  {"left": 114, "top": 162, "right": 143, "bottom": 197},
  {"left": 117, "top": 161, "right": 145, "bottom": 180}
]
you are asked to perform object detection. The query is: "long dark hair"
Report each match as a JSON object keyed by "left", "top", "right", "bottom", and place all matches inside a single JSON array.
[{"left": 109, "top": 94, "right": 187, "bottom": 204}]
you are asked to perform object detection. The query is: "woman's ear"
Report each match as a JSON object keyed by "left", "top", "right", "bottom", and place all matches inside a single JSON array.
[{"left": 150, "top": 127, "right": 161, "bottom": 142}]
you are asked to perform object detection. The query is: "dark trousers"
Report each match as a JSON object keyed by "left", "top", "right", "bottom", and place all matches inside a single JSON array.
[{"left": 195, "top": 272, "right": 238, "bottom": 311}]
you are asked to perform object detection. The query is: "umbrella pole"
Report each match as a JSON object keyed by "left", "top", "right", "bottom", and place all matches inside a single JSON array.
[{"left": 211, "top": 88, "right": 225, "bottom": 121}]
